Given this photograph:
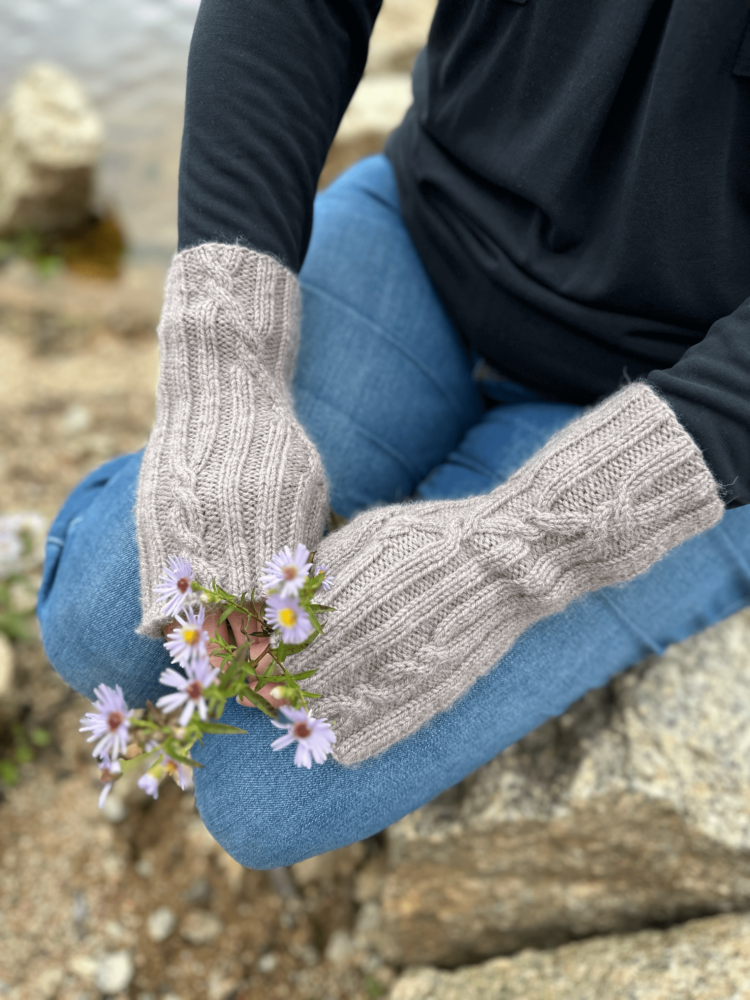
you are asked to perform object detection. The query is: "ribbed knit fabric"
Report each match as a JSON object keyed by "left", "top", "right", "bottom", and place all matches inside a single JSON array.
[
  {"left": 301, "top": 382, "right": 724, "bottom": 764},
  {"left": 136, "top": 244, "right": 329, "bottom": 637}
]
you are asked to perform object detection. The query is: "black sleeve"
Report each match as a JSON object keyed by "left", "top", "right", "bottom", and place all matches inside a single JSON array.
[
  {"left": 178, "top": 0, "right": 382, "bottom": 273},
  {"left": 647, "top": 295, "right": 750, "bottom": 508}
]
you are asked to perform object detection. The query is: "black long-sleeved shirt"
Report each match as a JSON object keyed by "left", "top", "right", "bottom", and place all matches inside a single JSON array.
[{"left": 179, "top": 0, "right": 750, "bottom": 507}]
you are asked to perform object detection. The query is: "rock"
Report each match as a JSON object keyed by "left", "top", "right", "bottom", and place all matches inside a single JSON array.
[
  {"left": 180, "top": 877, "right": 212, "bottom": 905},
  {"left": 390, "top": 912, "right": 750, "bottom": 1000},
  {"left": 0, "top": 633, "right": 14, "bottom": 698},
  {"left": 146, "top": 905, "right": 177, "bottom": 943},
  {"left": 0, "top": 512, "right": 46, "bottom": 578},
  {"left": 362, "top": 610, "right": 750, "bottom": 966},
  {"left": 324, "top": 929, "right": 355, "bottom": 965},
  {"left": 94, "top": 950, "right": 134, "bottom": 994},
  {"left": 100, "top": 792, "right": 128, "bottom": 825},
  {"left": 68, "top": 954, "right": 97, "bottom": 982},
  {"left": 0, "top": 64, "right": 103, "bottom": 236},
  {"left": 256, "top": 952, "right": 278, "bottom": 974},
  {"left": 180, "top": 909, "right": 223, "bottom": 946}
]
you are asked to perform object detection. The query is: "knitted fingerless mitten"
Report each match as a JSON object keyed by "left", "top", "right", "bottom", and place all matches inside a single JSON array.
[
  {"left": 136, "top": 244, "right": 328, "bottom": 637},
  {"left": 301, "top": 382, "right": 723, "bottom": 764}
]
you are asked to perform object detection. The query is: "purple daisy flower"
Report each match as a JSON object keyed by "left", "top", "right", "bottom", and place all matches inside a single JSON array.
[
  {"left": 260, "top": 543, "right": 312, "bottom": 598},
  {"left": 271, "top": 707, "right": 336, "bottom": 768},
  {"left": 163, "top": 604, "right": 209, "bottom": 667},
  {"left": 138, "top": 771, "right": 161, "bottom": 800},
  {"left": 155, "top": 655, "right": 220, "bottom": 727},
  {"left": 163, "top": 753, "right": 194, "bottom": 791},
  {"left": 154, "top": 555, "right": 194, "bottom": 617},
  {"left": 97, "top": 755, "right": 122, "bottom": 809},
  {"left": 264, "top": 593, "right": 314, "bottom": 644},
  {"left": 80, "top": 684, "right": 134, "bottom": 760},
  {"left": 314, "top": 563, "right": 334, "bottom": 592}
]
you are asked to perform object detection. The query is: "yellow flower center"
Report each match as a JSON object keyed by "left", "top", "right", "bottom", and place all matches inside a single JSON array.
[
  {"left": 182, "top": 627, "right": 200, "bottom": 645},
  {"left": 279, "top": 607, "right": 298, "bottom": 627}
]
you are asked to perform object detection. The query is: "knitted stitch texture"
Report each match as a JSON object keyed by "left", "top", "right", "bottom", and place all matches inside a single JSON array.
[
  {"left": 300, "top": 382, "right": 723, "bottom": 764},
  {"left": 136, "top": 243, "right": 328, "bottom": 637}
]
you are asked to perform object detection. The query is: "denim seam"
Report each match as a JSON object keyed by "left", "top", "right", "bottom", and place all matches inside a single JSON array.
[{"left": 594, "top": 588, "right": 667, "bottom": 657}]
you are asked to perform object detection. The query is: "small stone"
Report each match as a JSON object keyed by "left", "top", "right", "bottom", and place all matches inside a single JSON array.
[
  {"left": 100, "top": 793, "right": 128, "bottom": 824},
  {"left": 325, "top": 929, "right": 355, "bottom": 965},
  {"left": 59, "top": 403, "right": 92, "bottom": 436},
  {"left": 0, "top": 634, "right": 14, "bottom": 699},
  {"left": 134, "top": 858, "right": 154, "bottom": 878},
  {"left": 181, "top": 877, "right": 212, "bottom": 904},
  {"left": 256, "top": 953, "right": 278, "bottom": 974},
  {"left": 68, "top": 954, "right": 97, "bottom": 981},
  {"left": 94, "top": 951, "right": 134, "bottom": 994},
  {"left": 146, "top": 906, "right": 177, "bottom": 943},
  {"left": 180, "top": 910, "right": 223, "bottom": 946}
]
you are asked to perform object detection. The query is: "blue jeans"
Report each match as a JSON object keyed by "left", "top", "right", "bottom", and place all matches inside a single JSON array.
[{"left": 38, "top": 156, "right": 750, "bottom": 868}]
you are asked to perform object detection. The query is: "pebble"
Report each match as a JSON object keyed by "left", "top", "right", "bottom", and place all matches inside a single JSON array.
[
  {"left": 100, "top": 794, "right": 129, "bottom": 824},
  {"left": 94, "top": 951, "right": 134, "bottom": 994},
  {"left": 68, "top": 954, "right": 97, "bottom": 981},
  {"left": 134, "top": 858, "right": 155, "bottom": 878},
  {"left": 0, "top": 633, "right": 14, "bottom": 698},
  {"left": 256, "top": 952, "right": 278, "bottom": 974},
  {"left": 181, "top": 877, "right": 212, "bottom": 904},
  {"left": 180, "top": 910, "right": 223, "bottom": 946},
  {"left": 59, "top": 403, "right": 92, "bottom": 436},
  {"left": 325, "top": 929, "right": 355, "bottom": 965},
  {"left": 147, "top": 906, "right": 177, "bottom": 943}
]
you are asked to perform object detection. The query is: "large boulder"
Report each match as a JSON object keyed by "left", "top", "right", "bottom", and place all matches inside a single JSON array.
[
  {"left": 0, "top": 63, "right": 103, "bottom": 236},
  {"left": 389, "top": 912, "right": 750, "bottom": 1000},
  {"left": 357, "top": 609, "right": 750, "bottom": 966}
]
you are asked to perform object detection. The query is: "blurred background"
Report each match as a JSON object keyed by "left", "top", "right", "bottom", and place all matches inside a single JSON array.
[
  {"left": 4, "top": 4, "right": 750, "bottom": 1000},
  {"left": 0, "top": 3, "right": 437, "bottom": 999}
]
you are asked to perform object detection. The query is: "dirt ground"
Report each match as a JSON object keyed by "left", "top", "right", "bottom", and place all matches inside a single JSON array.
[{"left": 0, "top": 260, "right": 393, "bottom": 1000}]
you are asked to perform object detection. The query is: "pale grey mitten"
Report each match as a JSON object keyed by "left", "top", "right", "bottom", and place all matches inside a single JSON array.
[
  {"left": 299, "top": 382, "right": 723, "bottom": 764},
  {"left": 136, "top": 243, "right": 328, "bottom": 636}
]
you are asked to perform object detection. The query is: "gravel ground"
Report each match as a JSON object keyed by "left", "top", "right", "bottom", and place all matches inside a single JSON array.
[{"left": 0, "top": 264, "right": 394, "bottom": 1000}]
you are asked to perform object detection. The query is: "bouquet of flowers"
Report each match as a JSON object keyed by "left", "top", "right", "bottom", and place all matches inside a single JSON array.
[{"left": 80, "top": 544, "right": 336, "bottom": 807}]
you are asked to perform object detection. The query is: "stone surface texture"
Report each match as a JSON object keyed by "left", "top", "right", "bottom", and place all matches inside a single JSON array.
[
  {"left": 363, "top": 609, "right": 750, "bottom": 966},
  {"left": 389, "top": 912, "right": 750, "bottom": 1000},
  {"left": 0, "top": 63, "right": 103, "bottom": 236}
]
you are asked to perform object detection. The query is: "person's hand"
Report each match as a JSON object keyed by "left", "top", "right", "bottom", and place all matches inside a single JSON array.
[
  {"left": 164, "top": 610, "right": 287, "bottom": 709},
  {"left": 288, "top": 383, "right": 722, "bottom": 764},
  {"left": 137, "top": 243, "right": 328, "bottom": 639}
]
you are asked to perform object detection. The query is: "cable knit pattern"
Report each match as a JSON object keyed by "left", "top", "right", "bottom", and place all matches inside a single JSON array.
[
  {"left": 136, "top": 243, "right": 328, "bottom": 637},
  {"left": 299, "top": 382, "right": 724, "bottom": 764}
]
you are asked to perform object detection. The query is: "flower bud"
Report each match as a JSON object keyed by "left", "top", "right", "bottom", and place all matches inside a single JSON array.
[
  {"left": 270, "top": 686, "right": 286, "bottom": 700},
  {"left": 171, "top": 726, "right": 187, "bottom": 741}
]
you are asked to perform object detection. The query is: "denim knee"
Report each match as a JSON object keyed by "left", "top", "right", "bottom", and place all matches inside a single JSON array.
[
  {"left": 192, "top": 699, "right": 361, "bottom": 869},
  {"left": 38, "top": 451, "right": 169, "bottom": 706}
]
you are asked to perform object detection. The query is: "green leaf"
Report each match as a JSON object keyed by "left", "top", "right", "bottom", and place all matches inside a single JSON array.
[
  {"left": 197, "top": 722, "right": 248, "bottom": 735},
  {"left": 217, "top": 605, "right": 234, "bottom": 626},
  {"left": 0, "top": 760, "right": 19, "bottom": 786},
  {"left": 29, "top": 728, "right": 51, "bottom": 748},
  {"left": 120, "top": 747, "right": 160, "bottom": 776},
  {"left": 309, "top": 603, "right": 335, "bottom": 613},
  {"left": 164, "top": 748, "right": 203, "bottom": 769},
  {"left": 287, "top": 669, "right": 318, "bottom": 681}
]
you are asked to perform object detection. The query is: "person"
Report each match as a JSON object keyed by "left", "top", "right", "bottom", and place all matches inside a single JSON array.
[{"left": 38, "top": 0, "right": 750, "bottom": 868}]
